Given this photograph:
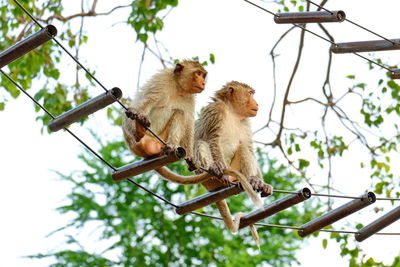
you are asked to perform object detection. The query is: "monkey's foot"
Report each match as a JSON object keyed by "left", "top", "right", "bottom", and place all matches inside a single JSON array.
[
  {"left": 125, "top": 108, "right": 151, "bottom": 128},
  {"left": 208, "top": 161, "right": 226, "bottom": 177},
  {"left": 249, "top": 176, "right": 273, "bottom": 197}
]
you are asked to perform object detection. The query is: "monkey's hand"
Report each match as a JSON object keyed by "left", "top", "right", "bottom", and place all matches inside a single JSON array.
[
  {"left": 161, "top": 142, "right": 179, "bottom": 156},
  {"left": 185, "top": 157, "right": 198, "bottom": 172},
  {"left": 248, "top": 176, "right": 273, "bottom": 197},
  {"left": 208, "top": 161, "right": 231, "bottom": 186},
  {"left": 125, "top": 108, "right": 151, "bottom": 142}
]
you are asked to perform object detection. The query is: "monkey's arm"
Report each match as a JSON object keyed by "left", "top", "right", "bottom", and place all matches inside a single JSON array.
[
  {"left": 123, "top": 89, "right": 164, "bottom": 142},
  {"left": 164, "top": 109, "right": 185, "bottom": 148},
  {"left": 239, "top": 142, "right": 273, "bottom": 197}
]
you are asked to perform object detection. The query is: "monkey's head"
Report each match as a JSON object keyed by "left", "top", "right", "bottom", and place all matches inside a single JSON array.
[
  {"left": 214, "top": 81, "right": 259, "bottom": 118},
  {"left": 173, "top": 60, "right": 207, "bottom": 94}
]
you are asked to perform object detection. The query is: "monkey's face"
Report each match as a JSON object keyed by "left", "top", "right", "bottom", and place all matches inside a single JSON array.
[
  {"left": 232, "top": 88, "right": 259, "bottom": 118},
  {"left": 244, "top": 91, "right": 259, "bottom": 117},
  {"left": 174, "top": 63, "right": 207, "bottom": 94},
  {"left": 188, "top": 69, "right": 207, "bottom": 94}
]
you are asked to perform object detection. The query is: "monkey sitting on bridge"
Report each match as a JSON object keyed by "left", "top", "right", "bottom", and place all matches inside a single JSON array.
[{"left": 194, "top": 81, "right": 273, "bottom": 234}]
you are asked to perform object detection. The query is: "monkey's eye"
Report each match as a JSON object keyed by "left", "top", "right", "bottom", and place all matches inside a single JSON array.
[
  {"left": 248, "top": 91, "right": 254, "bottom": 96},
  {"left": 196, "top": 71, "right": 203, "bottom": 76}
]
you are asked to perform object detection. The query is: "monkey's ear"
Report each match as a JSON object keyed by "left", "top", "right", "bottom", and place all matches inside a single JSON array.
[
  {"left": 174, "top": 63, "right": 184, "bottom": 75},
  {"left": 228, "top": 87, "right": 235, "bottom": 98}
]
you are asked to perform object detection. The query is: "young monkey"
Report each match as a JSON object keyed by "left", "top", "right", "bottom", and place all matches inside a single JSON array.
[
  {"left": 194, "top": 81, "right": 273, "bottom": 236},
  {"left": 123, "top": 60, "right": 206, "bottom": 160}
]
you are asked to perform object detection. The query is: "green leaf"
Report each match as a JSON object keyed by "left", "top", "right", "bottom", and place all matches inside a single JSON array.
[
  {"left": 209, "top": 53, "right": 215, "bottom": 64},
  {"left": 322, "top": 239, "right": 328, "bottom": 249}
]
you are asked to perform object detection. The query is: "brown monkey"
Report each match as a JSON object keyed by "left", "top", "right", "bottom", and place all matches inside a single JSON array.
[
  {"left": 123, "top": 60, "right": 206, "bottom": 160},
  {"left": 194, "top": 81, "right": 273, "bottom": 236},
  {"left": 123, "top": 60, "right": 229, "bottom": 185}
]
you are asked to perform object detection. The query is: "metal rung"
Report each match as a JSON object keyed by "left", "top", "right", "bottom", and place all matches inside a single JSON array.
[
  {"left": 390, "top": 69, "right": 400, "bottom": 79},
  {"left": 356, "top": 205, "right": 400, "bottom": 242},
  {"left": 112, "top": 147, "right": 186, "bottom": 181},
  {"left": 176, "top": 185, "right": 243, "bottom": 215},
  {"left": 274, "top": 11, "right": 345, "bottom": 24},
  {"left": 48, "top": 87, "right": 122, "bottom": 132},
  {"left": 0, "top": 25, "right": 57, "bottom": 68},
  {"left": 298, "top": 192, "right": 376, "bottom": 237},
  {"left": 331, "top": 39, "right": 400, "bottom": 54},
  {"left": 239, "top": 188, "right": 311, "bottom": 229}
]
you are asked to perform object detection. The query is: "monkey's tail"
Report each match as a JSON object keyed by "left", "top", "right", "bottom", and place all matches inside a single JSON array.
[
  {"left": 250, "top": 224, "right": 261, "bottom": 250},
  {"left": 223, "top": 169, "right": 263, "bottom": 208},
  {"left": 155, "top": 167, "right": 211, "bottom": 185}
]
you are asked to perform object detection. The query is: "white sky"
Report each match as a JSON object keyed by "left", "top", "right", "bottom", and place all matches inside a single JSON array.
[{"left": 1, "top": 0, "right": 400, "bottom": 266}]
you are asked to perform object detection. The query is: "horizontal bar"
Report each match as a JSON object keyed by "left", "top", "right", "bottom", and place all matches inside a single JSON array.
[
  {"left": 0, "top": 25, "right": 57, "bottom": 68},
  {"left": 239, "top": 188, "right": 311, "bottom": 229},
  {"left": 331, "top": 39, "right": 400, "bottom": 54},
  {"left": 356, "top": 205, "right": 400, "bottom": 242},
  {"left": 298, "top": 192, "right": 376, "bottom": 237},
  {"left": 48, "top": 87, "right": 122, "bottom": 132},
  {"left": 112, "top": 146, "right": 186, "bottom": 181},
  {"left": 390, "top": 69, "right": 400, "bottom": 79},
  {"left": 274, "top": 11, "right": 345, "bottom": 24},
  {"left": 176, "top": 185, "right": 243, "bottom": 215}
]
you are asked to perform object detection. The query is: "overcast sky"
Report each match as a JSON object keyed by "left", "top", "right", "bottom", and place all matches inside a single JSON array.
[{"left": 1, "top": 0, "right": 400, "bottom": 266}]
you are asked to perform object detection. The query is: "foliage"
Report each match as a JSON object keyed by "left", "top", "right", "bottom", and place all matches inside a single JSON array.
[{"left": 28, "top": 137, "right": 321, "bottom": 266}]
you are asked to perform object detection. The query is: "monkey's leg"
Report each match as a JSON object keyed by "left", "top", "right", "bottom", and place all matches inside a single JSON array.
[{"left": 137, "top": 114, "right": 175, "bottom": 156}]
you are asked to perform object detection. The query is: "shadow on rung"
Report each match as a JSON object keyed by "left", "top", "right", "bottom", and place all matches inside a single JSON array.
[
  {"left": 48, "top": 87, "right": 122, "bottom": 132},
  {"left": 0, "top": 25, "right": 57, "bottom": 68}
]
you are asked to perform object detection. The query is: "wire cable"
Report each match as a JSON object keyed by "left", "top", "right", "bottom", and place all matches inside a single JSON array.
[
  {"left": 243, "top": 0, "right": 393, "bottom": 72},
  {"left": 3, "top": 69, "right": 400, "bottom": 236},
  {"left": 191, "top": 211, "right": 400, "bottom": 236},
  {"left": 8, "top": 0, "right": 400, "bottom": 237},
  {"left": 304, "top": 0, "right": 397, "bottom": 45},
  {"left": 0, "top": 69, "right": 117, "bottom": 171},
  {"left": 12, "top": 0, "right": 168, "bottom": 146}
]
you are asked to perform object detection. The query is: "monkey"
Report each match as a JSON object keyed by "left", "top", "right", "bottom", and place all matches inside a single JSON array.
[
  {"left": 193, "top": 81, "right": 273, "bottom": 245},
  {"left": 122, "top": 60, "right": 230, "bottom": 185},
  {"left": 123, "top": 60, "right": 206, "bottom": 160},
  {"left": 122, "top": 61, "right": 261, "bottom": 209}
]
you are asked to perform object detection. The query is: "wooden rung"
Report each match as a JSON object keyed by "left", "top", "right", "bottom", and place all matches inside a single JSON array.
[
  {"left": 274, "top": 11, "right": 345, "bottom": 24},
  {"left": 176, "top": 185, "right": 243, "bottom": 215},
  {"left": 0, "top": 25, "right": 57, "bottom": 68},
  {"left": 298, "top": 192, "right": 376, "bottom": 238},
  {"left": 112, "top": 146, "right": 186, "bottom": 181},
  {"left": 356, "top": 205, "right": 400, "bottom": 242},
  {"left": 48, "top": 87, "right": 122, "bottom": 132},
  {"left": 331, "top": 39, "right": 400, "bottom": 54},
  {"left": 239, "top": 188, "right": 311, "bottom": 229}
]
